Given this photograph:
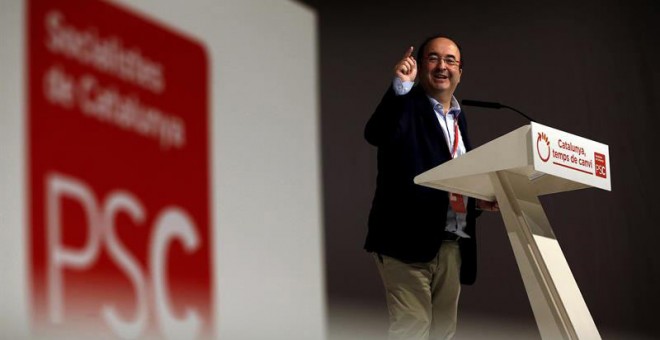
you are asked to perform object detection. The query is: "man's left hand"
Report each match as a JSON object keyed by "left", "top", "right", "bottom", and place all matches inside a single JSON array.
[{"left": 477, "top": 199, "right": 499, "bottom": 212}]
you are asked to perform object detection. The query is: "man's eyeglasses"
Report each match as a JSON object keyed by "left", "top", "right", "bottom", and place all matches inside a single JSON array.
[{"left": 426, "top": 55, "right": 461, "bottom": 68}]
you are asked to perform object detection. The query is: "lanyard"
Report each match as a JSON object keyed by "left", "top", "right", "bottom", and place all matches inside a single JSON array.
[
  {"left": 446, "top": 114, "right": 467, "bottom": 214},
  {"left": 450, "top": 117, "right": 460, "bottom": 159}
]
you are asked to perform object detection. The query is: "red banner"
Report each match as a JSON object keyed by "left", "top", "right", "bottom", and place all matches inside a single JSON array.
[{"left": 28, "top": 0, "right": 212, "bottom": 337}]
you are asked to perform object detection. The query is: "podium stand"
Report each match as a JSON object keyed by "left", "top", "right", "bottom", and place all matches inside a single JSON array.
[{"left": 414, "top": 122, "right": 611, "bottom": 340}]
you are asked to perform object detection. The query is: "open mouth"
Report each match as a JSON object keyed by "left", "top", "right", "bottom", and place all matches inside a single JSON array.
[{"left": 433, "top": 73, "right": 449, "bottom": 80}]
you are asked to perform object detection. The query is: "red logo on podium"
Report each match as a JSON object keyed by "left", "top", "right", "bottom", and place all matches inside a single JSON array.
[
  {"left": 536, "top": 132, "right": 551, "bottom": 162},
  {"left": 594, "top": 152, "right": 607, "bottom": 178}
]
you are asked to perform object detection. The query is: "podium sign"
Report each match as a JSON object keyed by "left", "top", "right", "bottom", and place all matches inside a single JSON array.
[{"left": 531, "top": 122, "right": 611, "bottom": 191}]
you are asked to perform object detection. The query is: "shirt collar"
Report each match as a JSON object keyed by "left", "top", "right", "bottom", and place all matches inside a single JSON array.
[{"left": 427, "top": 95, "right": 461, "bottom": 117}]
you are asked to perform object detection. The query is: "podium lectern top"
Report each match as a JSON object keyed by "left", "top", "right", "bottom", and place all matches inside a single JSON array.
[
  {"left": 414, "top": 122, "right": 609, "bottom": 339},
  {"left": 414, "top": 123, "right": 611, "bottom": 201}
]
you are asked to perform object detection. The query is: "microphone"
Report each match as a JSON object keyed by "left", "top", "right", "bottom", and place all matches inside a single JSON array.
[{"left": 461, "top": 99, "right": 536, "bottom": 122}]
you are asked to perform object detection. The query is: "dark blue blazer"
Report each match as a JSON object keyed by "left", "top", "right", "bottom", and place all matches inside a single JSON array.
[{"left": 364, "top": 85, "right": 480, "bottom": 285}]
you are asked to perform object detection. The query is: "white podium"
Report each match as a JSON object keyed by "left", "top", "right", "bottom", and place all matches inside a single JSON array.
[{"left": 415, "top": 122, "right": 611, "bottom": 340}]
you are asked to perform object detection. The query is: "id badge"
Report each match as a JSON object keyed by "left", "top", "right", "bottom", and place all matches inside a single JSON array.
[{"left": 449, "top": 192, "right": 467, "bottom": 213}]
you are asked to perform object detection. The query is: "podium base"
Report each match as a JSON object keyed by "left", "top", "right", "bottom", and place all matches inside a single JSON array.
[{"left": 490, "top": 170, "right": 601, "bottom": 340}]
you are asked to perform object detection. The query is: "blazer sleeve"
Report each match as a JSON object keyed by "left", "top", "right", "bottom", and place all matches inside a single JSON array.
[{"left": 364, "top": 86, "right": 408, "bottom": 147}]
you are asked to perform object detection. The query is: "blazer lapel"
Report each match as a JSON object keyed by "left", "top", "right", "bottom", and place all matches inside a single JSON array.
[
  {"left": 413, "top": 87, "right": 452, "bottom": 160},
  {"left": 457, "top": 113, "right": 472, "bottom": 152}
]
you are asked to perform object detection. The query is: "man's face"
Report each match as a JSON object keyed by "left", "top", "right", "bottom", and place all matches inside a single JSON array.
[{"left": 419, "top": 37, "right": 462, "bottom": 99}]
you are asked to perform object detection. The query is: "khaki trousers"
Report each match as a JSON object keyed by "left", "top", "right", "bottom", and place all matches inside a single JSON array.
[{"left": 374, "top": 240, "right": 462, "bottom": 340}]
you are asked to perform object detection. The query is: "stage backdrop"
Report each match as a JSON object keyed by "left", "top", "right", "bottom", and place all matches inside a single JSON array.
[{"left": 303, "top": 0, "right": 659, "bottom": 338}]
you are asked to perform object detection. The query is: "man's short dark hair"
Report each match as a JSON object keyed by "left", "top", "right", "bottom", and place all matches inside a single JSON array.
[{"left": 415, "top": 35, "right": 463, "bottom": 70}]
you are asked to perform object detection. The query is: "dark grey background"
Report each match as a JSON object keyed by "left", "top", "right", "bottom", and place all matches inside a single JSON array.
[{"left": 300, "top": 0, "right": 659, "bottom": 338}]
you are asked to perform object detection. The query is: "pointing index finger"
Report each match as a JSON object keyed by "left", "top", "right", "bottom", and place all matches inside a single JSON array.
[{"left": 404, "top": 46, "right": 414, "bottom": 59}]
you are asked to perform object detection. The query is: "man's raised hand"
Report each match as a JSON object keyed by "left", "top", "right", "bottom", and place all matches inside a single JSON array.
[{"left": 394, "top": 46, "right": 417, "bottom": 83}]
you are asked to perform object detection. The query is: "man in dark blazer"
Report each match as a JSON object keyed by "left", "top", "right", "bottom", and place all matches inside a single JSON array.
[{"left": 364, "top": 35, "right": 498, "bottom": 340}]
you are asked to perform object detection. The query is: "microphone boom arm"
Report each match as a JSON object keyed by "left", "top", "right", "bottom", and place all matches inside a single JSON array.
[{"left": 461, "top": 99, "right": 537, "bottom": 123}]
